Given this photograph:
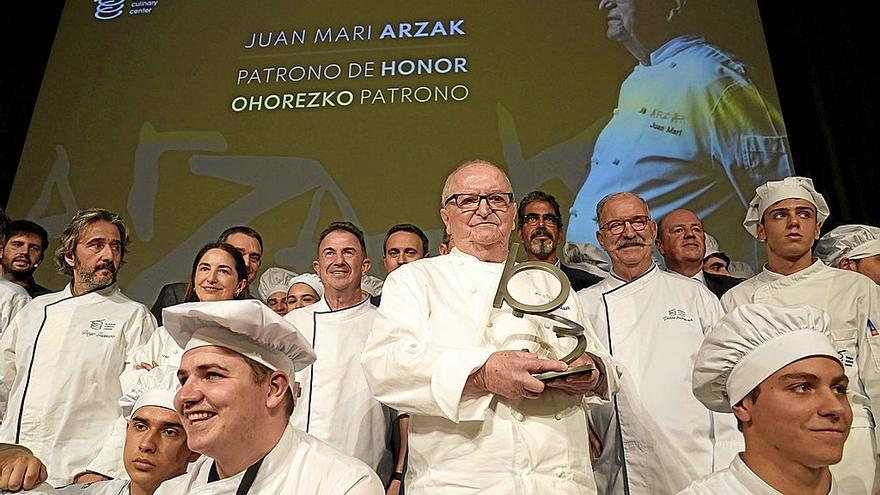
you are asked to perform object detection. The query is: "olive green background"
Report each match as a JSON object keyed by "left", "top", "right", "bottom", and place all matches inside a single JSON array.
[{"left": 7, "top": 1, "right": 778, "bottom": 304}]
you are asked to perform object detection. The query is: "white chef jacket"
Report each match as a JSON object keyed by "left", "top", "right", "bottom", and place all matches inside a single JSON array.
[
  {"left": 677, "top": 453, "right": 855, "bottom": 495},
  {"left": 721, "top": 260, "right": 880, "bottom": 492},
  {"left": 567, "top": 35, "right": 792, "bottom": 265},
  {"left": 0, "top": 280, "right": 30, "bottom": 335},
  {"left": 361, "top": 248, "right": 619, "bottom": 495},
  {"left": 578, "top": 265, "right": 742, "bottom": 495},
  {"left": 56, "top": 479, "right": 131, "bottom": 494},
  {"left": 284, "top": 297, "right": 393, "bottom": 480},
  {"left": 0, "top": 283, "right": 156, "bottom": 487},
  {"left": 153, "top": 423, "right": 383, "bottom": 495}
]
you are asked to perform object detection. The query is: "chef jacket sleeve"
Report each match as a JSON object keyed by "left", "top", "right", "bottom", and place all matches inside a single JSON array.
[
  {"left": 362, "top": 268, "right": 494, "bottom": 423},
  {"left": 858, "top": 283, "right": 880, "bottom": 451}
]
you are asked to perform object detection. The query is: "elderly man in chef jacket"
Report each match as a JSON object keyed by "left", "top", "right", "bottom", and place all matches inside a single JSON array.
[
  {"left": 152, "top": 300, "right": 383, "bottom": 494},
  {"left": 0, "top": 208, "right": 156, "bottom": 487},
  {"left": 578, "top": 191, "right": 742, "bottom": 495},
  {"left": 721, "top": 177, "right": 880, "bottom": 493},
  {"left": 681, "top": 304, "right": 853, "bottom": 494},
  {"left": 362, "top": 159, "right": 618, "bottom": 495}
]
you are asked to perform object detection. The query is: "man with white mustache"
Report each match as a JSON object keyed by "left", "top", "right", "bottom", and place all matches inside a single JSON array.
[
  {"left": 0, "top": 208, "right": 156, "bottom": 487},
  {"left": 578, "top": 192, "right": 742, "bottom": 495}
]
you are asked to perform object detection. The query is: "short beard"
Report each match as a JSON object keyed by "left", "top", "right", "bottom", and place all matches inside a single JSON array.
[
  {"left": 75, "top": 260, "right": 117, "bottom": 292},
  {"left": 528, "top": 238, "right": 556, "bottom": 259},
  {"left": 0, "top": 257, "right": 34, "bottom": 281}
]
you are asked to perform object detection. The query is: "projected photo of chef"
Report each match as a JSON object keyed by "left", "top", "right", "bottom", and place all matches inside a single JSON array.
[{"left": 565, "top": 0, "right": 792, "bottom": 265}]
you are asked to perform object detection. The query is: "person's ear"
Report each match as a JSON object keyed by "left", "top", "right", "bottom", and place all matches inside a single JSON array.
[{"left": 265, "top": 371, "right": 290, "bottom": 411}]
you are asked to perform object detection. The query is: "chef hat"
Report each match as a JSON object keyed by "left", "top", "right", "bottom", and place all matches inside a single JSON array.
[
  {"left": 361, "top": 275, "right": 384, "bottom": 297},
  {"left": 120, "top": 365, "right": 180, "bottom": 419},
  {"left": 258, "top": 267, "right": 297, "bottom": 302},
  {"left": 693, "top": 303, "right": 838, "bottom": 413},
  {"left": 743, "top": 177, "right": 830, "bottom": 238},
  {"left": 703, "top": 233, "right": 722, "bottom": 258},
  {"left": 287, "top": 273, "right": 324, "bottom": 299},
  {"left": 815, "top": 224, "right": 880, "bottom": 267},
  {"left": 163, "top": 300, "right": 316, "bottom": 383}
]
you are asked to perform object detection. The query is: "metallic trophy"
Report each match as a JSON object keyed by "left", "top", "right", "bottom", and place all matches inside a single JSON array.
[{"left": 491, "top": 242, "right": 594, "bottom": 381}]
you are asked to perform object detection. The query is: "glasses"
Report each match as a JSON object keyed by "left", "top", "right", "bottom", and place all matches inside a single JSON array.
[
  {"left": 523, "top": 213, "right": 561, "bottom": 226},
  {"left": 445, "top": 193, "right": 514, "bottom": 212},
  {"left": 600, "top": 215, "right": 651, "bottom": 235}
]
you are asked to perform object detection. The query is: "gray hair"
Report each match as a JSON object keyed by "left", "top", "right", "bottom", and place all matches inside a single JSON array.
[
  {"left": 440, "top": 159, "right": 512, "bottom": 205},
  {"left": 595, "top": 192, "right": 651, "bottom": 226},
  {"left": 54, "top": 208, "right": 130, "bottom": 276}
]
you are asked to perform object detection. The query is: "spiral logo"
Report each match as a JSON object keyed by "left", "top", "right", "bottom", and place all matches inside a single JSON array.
[{"left": 94, "top": 0, "right": 125, "bottom": 20}]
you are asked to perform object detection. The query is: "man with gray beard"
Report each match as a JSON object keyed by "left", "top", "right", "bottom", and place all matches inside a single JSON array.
[
  {"left": 0, "top": 208, "right": 155, "bottom": 487},
  {"left": 517, "top": 191, "right": 603, "bottom": 291}
]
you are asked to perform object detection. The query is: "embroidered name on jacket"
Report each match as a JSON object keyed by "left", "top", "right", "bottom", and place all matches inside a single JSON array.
[
  {"left": 662, "top": 308, "right": 693, "bottom": 322},
  {"left": 83, "top": 319, "right": 118, "bottom": 338}
]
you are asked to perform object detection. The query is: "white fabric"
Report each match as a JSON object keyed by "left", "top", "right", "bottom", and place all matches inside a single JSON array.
[
  {"left": 567, "top": 34, "right": 792, "bottom": 266},
  {"left": 361, "top": 275, "right": 383, "bottom": 297},
  {"left": 362, "top": 248, "right": 619, "bottom": 494},
  {"left": 162, "top": 300, "right": 316, "bottom": 378},
  {"left": 56, "top": 479, "right": 131, "bottom": 494},
  {"left": 257, "top": 267, "right": 297, "bottom": 302},
  {"left": 721, "top": 259, "right": 880, "bottom": 492},
  {"left": 154, "top": 424, "right": 383, "bottom": 495},
  {"left": 704, "top": 233, "right": 722, "bottom": 258},
  {"left": 284, "top": 297, "right": 393, "bottom": 481},
  {"left": 0, "top": 283, "right": 156, "bottom": 487},
  {"left": 677, "top": 454, "right": 854, "bottom": 494},
  {"left": 578, "top": 265, "right": 743, "bottom": 495},
  {"left": 287, "top": 273, "right": 324, "bottom": 299},
  {"left": 0, "top": 279, "right": 30, "bottom": 335},
  {"left": 128, "top": 326, "right": 183, "bottom": 371},
  {"left": 743, "top": 176, "right": 830, "bottom": 238},
  {"left": 816, "top": 224, "right": 880, "bottom": 266},
  {"left": 694, "top": 304, "right": 836, "bottom": 412},
  {"left": 87, "top": 365, "right": 181, "bottom": 480}
]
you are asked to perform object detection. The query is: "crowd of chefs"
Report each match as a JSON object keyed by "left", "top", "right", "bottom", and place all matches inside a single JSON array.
[{"left": 0, "top": 164, "right": 877, "bottom": 495}]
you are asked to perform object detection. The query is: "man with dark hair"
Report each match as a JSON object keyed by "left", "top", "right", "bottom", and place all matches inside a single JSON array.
[
  {"left": 722, "top": 177, "right": 880, "bottom": 491},
  {"left": 0, "top": 208, "right": 156, "bottom": 487},
  {"left": 1, "top": 220, "right": 51, "bottom": 298},
  {"left": 656, "top": 209, "right": 743, "bottom": 298},
  {"left": 285, "top": 221, "right": 395, "bottom": 488},
  {"left": 517, "top": 191, "right": 602, "bottom": 291},
  {"left": 156, "top": 300, "right": 383, "bottom": 494},
  {"left": 150, "top": 226, "right": 264, "bottom": 324},
  {"left": 0, "top": 210, "right": 31, "bottom": 333},
  {"left": 685, "top": 304, "right": 852, "bottom": 494},
  {"left": 383, "top": 223, "right": 429, "bottom": 274}
]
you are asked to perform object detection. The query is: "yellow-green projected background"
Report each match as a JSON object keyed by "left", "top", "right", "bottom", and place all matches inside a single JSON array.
[{"left": 8, "top": 1, "right": 784, "bottom": 304}]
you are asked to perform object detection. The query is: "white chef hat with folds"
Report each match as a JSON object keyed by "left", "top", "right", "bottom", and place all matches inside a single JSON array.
[
  {"left": 743, "top": 176, "right": 830, "bottom": 238},
  {"left": 163, "top": 300, "right": 316, "bottom": 384},
  {"left": 815, "top": 224, "right": 880, "bottom": 267},
  {"left": 287, "top": 273, "right": 324, "bottom": 299},
  {"left": 361, "top": 275, "right": 384, "bottom": 297},
  {"left": 258, "top": 267, "right": 297, "bottom": 302},
  {"left": 120, "top": 365, "right": 180, "bottom": 419},
  {"left": 693, "top": 303, "right": 839, "bottom": 413},
  {"left": 704, "top": 233, "right": 722, "bottom": 258}
]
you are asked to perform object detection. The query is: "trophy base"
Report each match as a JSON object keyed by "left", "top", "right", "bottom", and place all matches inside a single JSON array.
[{"left": 533, "top": 364, "right": 596, "bottom": 382}]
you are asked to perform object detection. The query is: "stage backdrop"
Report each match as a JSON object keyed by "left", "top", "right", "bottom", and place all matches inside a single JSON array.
[{"left": 7, "top": 1, "right": 789, "bottom": 304}]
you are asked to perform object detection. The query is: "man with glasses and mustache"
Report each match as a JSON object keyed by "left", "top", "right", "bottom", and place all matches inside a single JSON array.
[
  {"left": 363, "top": 160, "right": 618, "bottom": 494},
  {"left": 0, "top": 208, "right": 156, "bottom": 488},
  {"left": 577, "top": 192, "right": 741, "bottom": 495},
  {"left": 517, "top": 191, "right": 603, "bottom": 291}
]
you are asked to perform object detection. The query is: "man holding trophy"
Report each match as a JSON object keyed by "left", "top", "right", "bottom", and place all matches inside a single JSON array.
[{"left": 362, "top": 160, "right": 618, "bottom": 494}]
